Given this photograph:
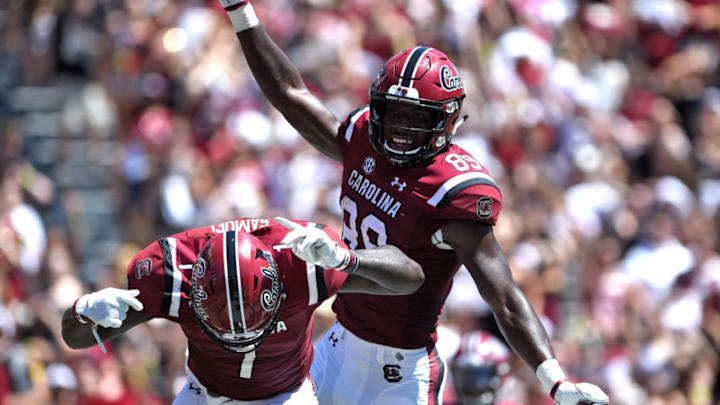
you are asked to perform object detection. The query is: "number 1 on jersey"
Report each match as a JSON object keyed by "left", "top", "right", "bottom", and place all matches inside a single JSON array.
[{"left": 238, "top": 351, "right": 256, "bottom": 379}]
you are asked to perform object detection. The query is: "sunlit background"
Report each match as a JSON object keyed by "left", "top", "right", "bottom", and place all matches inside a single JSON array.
[{"left": 1, "top": 0, "right": 719, "bottom": 404}]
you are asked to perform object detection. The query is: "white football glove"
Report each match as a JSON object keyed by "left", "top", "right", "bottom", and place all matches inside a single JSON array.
[
  {"left": 553, "top": 381, "right": 609, "bottom": 405},
  {"left": 275, "top": 217, "right": 349, "bottom": 270},
  {"left": 217, "top": 0, "right": 258, "bottom": 32},
  {"left": 75, "top": 288, "right": 144, "bottom": 329}
]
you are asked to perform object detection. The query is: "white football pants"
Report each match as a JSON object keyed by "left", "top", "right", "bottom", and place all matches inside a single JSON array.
[
  {"left": 310, "top": 322, "right": 447, "bottom": 405},
  {"left": 172, "top": 372, "right": 318, "bottom": 405}
]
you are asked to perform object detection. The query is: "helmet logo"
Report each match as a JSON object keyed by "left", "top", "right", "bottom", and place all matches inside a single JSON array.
[
  {"left": 194, "top": 259, "right": 206, "bottom": 278},
  {"left": 362, "top": 157, "right": 376, "bottom": 175},
  {"left": 191, "top": 289, "right": 209, "bottom": 321},
  {"left": 440, "top": 66, "right": 463, "bottom": 92},
  {"left": 260, "top": 266, "right": 280, "bottom": 312},
  {"left": 191, "top": 258, "right": 210, "bottom": 320}
]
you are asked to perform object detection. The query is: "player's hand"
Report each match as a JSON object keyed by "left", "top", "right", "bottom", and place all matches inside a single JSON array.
[
  {"left": 553, "top": 381, "right": 609, "bottom": 405},
  {"left": 75, "top": 288, "right": 144, "bottom": 329},
  {"left": 275, "top": 217, "right": 349, "bottom": 270}
]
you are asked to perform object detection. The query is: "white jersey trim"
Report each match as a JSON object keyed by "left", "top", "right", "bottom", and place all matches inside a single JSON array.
[
  {"left": 166, "top": 238, "right": 183, "bottom": 318},
  {"left": 307, "top": 262, "right": 319, "bottom": 305},
  {"left": 427, "top": 171, "right": 498, "bottom": 208},
  {"left": 344, "top": 106, "right": 369, "bottom": 142}
]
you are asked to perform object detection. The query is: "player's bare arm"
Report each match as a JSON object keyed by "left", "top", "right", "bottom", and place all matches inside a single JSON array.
[
  {"left": 442, "top": 219, "right": 609, "bottom": 404},
  {"left": 339, "top": 244, "right": 424, "bottom": 295},
  {"left": 61, "top": 288, "right": 151, "bottom": 349},
  {"left": 441, "top": 219, "right": 554, "bottom": 368},
  {"left": 220, "top": 1, "right": 341, "bottom": 160},
  {"left": 275, "top": 217, "right": 424, "bottom": 295}
]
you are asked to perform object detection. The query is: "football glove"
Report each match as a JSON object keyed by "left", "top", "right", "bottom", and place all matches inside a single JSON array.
[
  {"left": 75, "top": 288, "right": 144, "bottom": 329},
  {"left": 275, "top": 217, "right": 357, "bottom": 272},
  {"left": 553, "top": 381, "right": 609, "bottom": 405}
]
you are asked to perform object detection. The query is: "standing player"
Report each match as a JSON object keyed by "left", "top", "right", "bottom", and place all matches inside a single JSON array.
[
  {"left": 61, "top": 217, "right": 423, "bottom": 404},
  {"left": 216, "top": 2, "right": 610, "bottom": 404}
]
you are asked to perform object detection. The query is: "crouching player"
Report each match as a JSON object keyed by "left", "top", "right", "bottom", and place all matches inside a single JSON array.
[{"left": 62, "top": 217, "right": 424, "bottom": 404}]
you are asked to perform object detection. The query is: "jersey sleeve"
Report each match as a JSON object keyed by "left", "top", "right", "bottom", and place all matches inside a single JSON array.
[
  {"left": 337, "top": 105, "right": 370, "bottom": 159},
  {"left": 124, "top": 241, "right": 168, "bottom": 320},
  {"left": 125, "top": 238, "right": 189, "bottom": 322},
  {"left": 426, "top": 171, "right": 503, "bottom": 225}
]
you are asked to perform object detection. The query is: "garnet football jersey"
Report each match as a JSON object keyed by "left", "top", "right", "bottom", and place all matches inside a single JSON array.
[
  {"left": 125, "top": 218, "right": 349, "bottom": 400},
  {"left": 334, "top": 106, "right": 503, "bottom": 349}
]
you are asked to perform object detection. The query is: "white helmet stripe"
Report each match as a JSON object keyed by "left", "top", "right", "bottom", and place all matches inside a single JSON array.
[
  {"left": 222, "top": 230, "right": 236, "bottom": 334},
  {"left": 224, "top": 231, "right": 247, "bottom": 333},
  {"left": 236, "top": 231, "right": 249, "bottom": 331}
]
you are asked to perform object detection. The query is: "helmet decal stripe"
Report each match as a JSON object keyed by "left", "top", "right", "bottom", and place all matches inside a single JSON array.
[
  {"left": 235, "top": 231, "right": 249, "bottom": 331},
  {"left": 223, "top": 230, "right": 244, "bottom": 333},
  {"left": 399, "top": 46, "right": 431, "bottom": 88}
]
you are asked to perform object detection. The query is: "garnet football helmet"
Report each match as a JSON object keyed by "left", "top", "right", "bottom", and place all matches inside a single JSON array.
[
  {"left": 190, "top": 230, "right": 285, "bottom": 353},
  {"left": 452, "top": 331, "right": 511, "bottom": 405},
  {"left": 369, "top": 46, "right": 466, "bottom": 167}
]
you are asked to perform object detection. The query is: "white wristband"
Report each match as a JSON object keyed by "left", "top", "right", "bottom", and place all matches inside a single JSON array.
[
  {"left": 226, "top": 3, "right": 259, "bottom": 33},
  {"left": 219, "top": 0, "right": 246, "bottom": 7},
  {"left": 536, "top": 358, "right": 566, "bottom": 393}
]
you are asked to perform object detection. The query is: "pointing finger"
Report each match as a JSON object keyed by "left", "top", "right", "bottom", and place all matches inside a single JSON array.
[
  {"left": 275, "top": 217, "right": 302, "bottom": 231},
  {"left": 280, "top": 229, "right": 307, "bottom": 246},
  {"left": 118, "top": 290, "right": 144, "bottom": 311}
]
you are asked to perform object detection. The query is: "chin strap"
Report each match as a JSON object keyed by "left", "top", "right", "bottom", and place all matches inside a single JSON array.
[{"left": 383, "top": 140, "right": 422, "bottom": 155}]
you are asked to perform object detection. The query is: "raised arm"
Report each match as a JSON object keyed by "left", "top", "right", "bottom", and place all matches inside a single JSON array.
[
  {"left": 441, "top": 219, "right": 609, "bottom": 405},
  {"left": 221, "top": 1, "right": 342, "bottom": 160},
  {"left": 61, "top": 288, "right": 151, "bottom": 349}
]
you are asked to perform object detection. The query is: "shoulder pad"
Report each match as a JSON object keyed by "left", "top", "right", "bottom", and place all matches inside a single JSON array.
[
  {"left": 427, "top": 171, "right": 500, "bottom": 209},
  {"left": 339, "top": 105, "right": 369, "bottom": 143}
]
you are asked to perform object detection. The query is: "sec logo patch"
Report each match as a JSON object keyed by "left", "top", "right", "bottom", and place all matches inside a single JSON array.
[{"left": 362, "top": 157, "right": 376, "bottom": 175}]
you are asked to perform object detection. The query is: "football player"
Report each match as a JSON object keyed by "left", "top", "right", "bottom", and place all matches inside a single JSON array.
[
  {"left": 448, "top": 331, "right": 514, "bottom": 405},
  {"left": 61, "top": 217, "right": 424, "bottom": 404},
  {"left": 217, "top": 2, "right": 610, "bottom": 404}
]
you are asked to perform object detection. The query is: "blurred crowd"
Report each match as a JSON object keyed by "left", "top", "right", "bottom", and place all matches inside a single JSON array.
[{"left": 1, "top": 0, "right": 719, "bottom": 404}]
